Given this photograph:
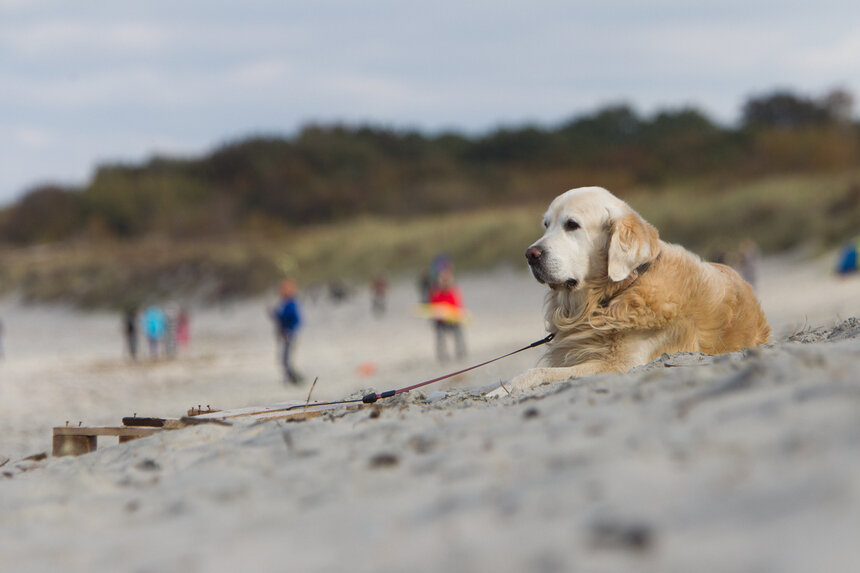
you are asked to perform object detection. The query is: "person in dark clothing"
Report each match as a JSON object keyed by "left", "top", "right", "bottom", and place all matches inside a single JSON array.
[
  {"left": 271, "top": 279, "right": 303, "bottom": 384},
  {"left": 123, "top": 307, "right": 138, "bottom": 360}
]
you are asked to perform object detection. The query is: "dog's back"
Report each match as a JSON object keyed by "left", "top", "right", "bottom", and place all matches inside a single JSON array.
[{"left": 623, "top": 241, "right": 770, "bottom": 358}]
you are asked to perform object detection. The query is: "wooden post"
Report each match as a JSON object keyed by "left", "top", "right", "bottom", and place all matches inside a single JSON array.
[{"left": 52, "top": 434, "right": 97, "bottom": 457}]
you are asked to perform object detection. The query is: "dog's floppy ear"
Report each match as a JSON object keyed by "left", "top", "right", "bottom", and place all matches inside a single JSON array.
[{"left": 607, "top": 213, "right": 660, "bottom": 282}]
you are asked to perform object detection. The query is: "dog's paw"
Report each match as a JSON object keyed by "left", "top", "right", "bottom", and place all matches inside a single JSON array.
[
  {"left": 485, "top": 368, "right": 555, "bottom": 398},
  {"left": 485, "top": 384, "right": 512, "bottom": 399}
]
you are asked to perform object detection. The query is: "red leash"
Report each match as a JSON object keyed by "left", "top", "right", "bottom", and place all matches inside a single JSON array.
[
  {"left": 277, "top": 333, "right": 555, "bottom": 412},
  {"left": 361, "top": 332, "right": 555, "bottom": 403}
]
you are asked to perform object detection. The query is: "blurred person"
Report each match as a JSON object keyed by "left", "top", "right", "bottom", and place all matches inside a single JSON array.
[
  {"left": 328, "top": 279, "right": 348, "bottom": 304},
  {"left": 836, "top": 237, "right": 859, "bottom": 276},
  {"left": 177, "top": 307, "right": 191, "bottom": 348},
  {"left": 164, "top": 304, "right": 179, "bottom": 358},
  {"left": 428, "top": 267, "right": 467, "bottom": 362},
  {"left": 123, "top": 306, "right": 138, "bottom": 360},
  {"left": 737, "top": 238, "right": 761, "bottom": 290},
  {"left": 142, "top": 305, "right": 167, "bottom": 359},
  {"left": 271, "top": 279, "right": 303, "bottom": 384},
  {"left": 371, "top": 272, "right": 388, "bottom": 316}
]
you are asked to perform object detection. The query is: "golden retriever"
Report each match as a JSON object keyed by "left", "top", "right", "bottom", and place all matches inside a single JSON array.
[{"left": 488, "top": 186, "right": 770, "bottom": 397}]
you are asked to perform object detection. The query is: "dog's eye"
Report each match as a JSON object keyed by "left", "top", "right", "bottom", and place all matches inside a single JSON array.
[
  {"left": 564, "top": 219, "right": 580, "bottom": 231},
  {"left": 543, "top": 220, "right": 549, "bottom": 229}
]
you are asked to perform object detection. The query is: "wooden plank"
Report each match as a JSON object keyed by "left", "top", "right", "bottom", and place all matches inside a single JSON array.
[
  {"left": 53, "top": 427, "right": 162, "bottom": 438},
  {"left": 187, "top": 406, "right": 221, "bottom": 417},
  {"left": 52, "top": 426, "right": 163, "bottom": 457},
  {"left": 51, "top": 398, "right": 358, "bottom": 458}
]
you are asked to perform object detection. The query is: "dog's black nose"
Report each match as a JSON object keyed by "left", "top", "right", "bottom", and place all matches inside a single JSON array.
[{"left": 525, "top": 246, "right": 543, "bottom": 264}]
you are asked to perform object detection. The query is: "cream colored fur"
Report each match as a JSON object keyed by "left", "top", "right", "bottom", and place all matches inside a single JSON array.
[{"left": 488, "top": 186, "right": 770, "bottom": 397}]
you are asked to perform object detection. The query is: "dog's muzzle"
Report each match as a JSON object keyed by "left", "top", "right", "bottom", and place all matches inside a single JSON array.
[{"left": 525, "top": 245, "right": 578, "bottom": 289}]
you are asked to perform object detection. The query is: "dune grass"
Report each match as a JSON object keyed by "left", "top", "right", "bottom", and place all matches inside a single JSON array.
[
  {"left": 1, "top": 171, "right": 858, "bottom": 307},
  {"left": 282, "top": 206, "right": 543, "bottom": 281},
  {"left": 634, "top": 171, "right": 860, "bottom": 255}
]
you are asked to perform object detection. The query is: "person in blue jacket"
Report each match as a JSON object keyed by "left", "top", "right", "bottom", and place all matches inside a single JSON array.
[
  {"left": 271, "top": 279, "right": 303, "bottom": 384},
  {"left": 142, "top": 305, "right": 167, "bottom": 359},
  {"left": 836, "top": 238, "right": 859, "bottom": 276}
]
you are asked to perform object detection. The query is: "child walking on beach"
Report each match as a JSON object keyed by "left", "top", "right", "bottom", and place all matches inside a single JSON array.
[{"left": 271, "top": 279, "right": 303, "bottom": 385}]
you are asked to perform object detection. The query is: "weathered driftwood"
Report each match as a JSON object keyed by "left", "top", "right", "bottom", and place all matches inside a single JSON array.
[
  {"left": 52, "top": 426, "right": 162, "bottom": 457},
  {"left": 52, "top": 400, "right": 363, "bottom": 457}
]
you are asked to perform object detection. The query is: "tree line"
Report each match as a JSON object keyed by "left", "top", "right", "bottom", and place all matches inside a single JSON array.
[{"left": 1, "top": 88, "right": 856, "bottom": 245}]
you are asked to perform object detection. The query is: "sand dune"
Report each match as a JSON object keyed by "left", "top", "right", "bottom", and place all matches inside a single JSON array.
[{"left": 1, "top": 254, "right": 859, "bottom": 572}]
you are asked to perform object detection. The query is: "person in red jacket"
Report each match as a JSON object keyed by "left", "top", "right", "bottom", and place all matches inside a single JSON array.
[{"left": 428, "top": 267, "right": 467, "bottom": 362}]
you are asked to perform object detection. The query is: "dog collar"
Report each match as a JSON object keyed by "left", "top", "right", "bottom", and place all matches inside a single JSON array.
[{"left": 600, "top": 253, "right": 659, "bottom": 306}]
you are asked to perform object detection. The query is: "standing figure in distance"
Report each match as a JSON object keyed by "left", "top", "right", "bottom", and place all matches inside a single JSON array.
[
  {"left": 428, "top": 268, "right": 467, "bottom": 362},
  {"left": 142, "top": 305, "right": 167, "bottom": 359},
  {"left": 123, "top": 306, "right": 138, "bottom": 360},
  {"left": 371, "top": 272, "right": 388, "bottom": 317},
  {"left": 271, "top": 279, "right": 303, "bottom": 385},
  {"left": 177, "top": 307, "right": 191, "bottom": 349}
]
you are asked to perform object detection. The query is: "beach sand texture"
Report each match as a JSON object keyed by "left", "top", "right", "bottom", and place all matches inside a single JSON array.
[{"left": 1, "top": 253, "right": 859, "bottom": 572}]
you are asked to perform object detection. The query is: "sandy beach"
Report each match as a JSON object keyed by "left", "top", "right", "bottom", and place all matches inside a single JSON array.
[{"left": 1, "top": 252, "right": 859, "bottom": 572}]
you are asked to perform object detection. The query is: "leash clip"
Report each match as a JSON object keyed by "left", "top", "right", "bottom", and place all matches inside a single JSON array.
[{"left": 530, "top": 332, "right": 555, "bottom": 347}]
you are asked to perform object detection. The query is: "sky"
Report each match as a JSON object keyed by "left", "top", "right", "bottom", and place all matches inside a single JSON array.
[{"left": 2, "top": 0, "right": 860, "bottom": 204}]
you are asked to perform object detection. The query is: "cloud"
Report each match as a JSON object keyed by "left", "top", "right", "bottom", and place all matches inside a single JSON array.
[
  {"left": 0, "top": 68, "right": 190, "bottom": 108},
  {"left": 11, "top": 126, "right": 57, "bottom": 149},
  {"left": 797, "top": 26, "right": 860, "bottom": 74},
  {"left": 2, "top": 0, "right": 860, "bottom": 202},
  {"left": 227, "top": 59, "right": 294, "bottom": 87},
  {"left": 2, "top": 20, "right": 168, "bottom": 58}
]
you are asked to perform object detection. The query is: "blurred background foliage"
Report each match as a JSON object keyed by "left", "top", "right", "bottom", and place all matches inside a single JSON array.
[{"left": 1, "top": 88, "right": 859, "bottom": 306}]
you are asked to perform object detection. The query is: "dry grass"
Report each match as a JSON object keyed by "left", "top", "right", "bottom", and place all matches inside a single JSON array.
[
  {"left": 2, "top": 171, "right": 858, "bottom": 307},
  {"left": 632, "top": 171, "right": 860, "bottom": 256}
]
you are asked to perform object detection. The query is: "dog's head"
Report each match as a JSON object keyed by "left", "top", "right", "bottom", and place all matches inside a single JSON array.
[{"left": 525, "top": 187, "right": 660, "bottom": 290}]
